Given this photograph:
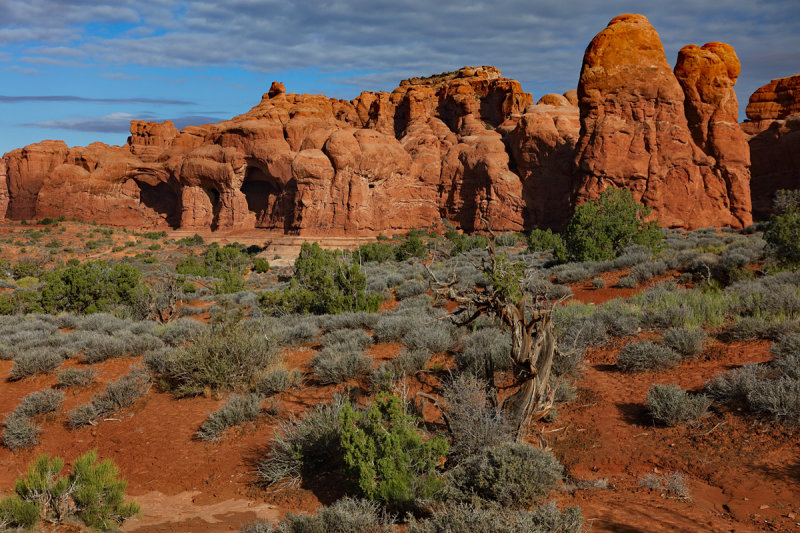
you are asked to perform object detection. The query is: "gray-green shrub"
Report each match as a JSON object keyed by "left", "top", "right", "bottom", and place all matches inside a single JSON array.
[
  {"left": 240, "top": 497, "right": 394, "bottom": 533},
  {"left": 646, "top": 384, "right": 711, "bottom": 426},
  {"left": 256, "top": 396, "right": 345, "bottom": 487},
  {"left": 617, "top": 341, "right": 680, "bottom": 373},
  {"left": 444, "top": 442, "right": 563, "bottom": 508},
  {"left": 56, "top": 368, "right": 96, "bottom": 388},
  {"left": 9, "top": 349, "right": 63, "bottom": 380},
  {"left": 408, "top": 502, "right": 583, "bottom": 533},
  {"left": 196, "top": 394, "right": 264, "bottom": 441},
  {"left": 663, "top": 327, "right": 707, "bottom": 357},
  {"left": 68, "top": 366, "right": 151, "bottom": 429}
]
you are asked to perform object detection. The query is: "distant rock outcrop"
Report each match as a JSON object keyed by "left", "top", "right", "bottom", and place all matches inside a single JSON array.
[
  {"left": 741, "top": 74, "right": 800, "bottom": 218},
  {"left": 573, "top": 14, "right": 752, "bottom": 229}
]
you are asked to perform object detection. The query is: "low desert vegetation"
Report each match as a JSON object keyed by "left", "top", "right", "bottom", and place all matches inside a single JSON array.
[{"left": 1, "top": 202, "right": 799, "bottom": 530}]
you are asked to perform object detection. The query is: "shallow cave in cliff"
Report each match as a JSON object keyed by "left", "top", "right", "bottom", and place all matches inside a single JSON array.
[
  {"left": 136, "top": 180, "right": 180, "bottom": 229},
  {"left": 241, "top": 166, "right": 279, "bottom": 226}
]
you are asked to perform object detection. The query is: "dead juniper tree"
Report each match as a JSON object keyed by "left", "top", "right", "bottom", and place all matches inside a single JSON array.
[{"left": 425, "top": 229, "right": 567, "bottom": 441}]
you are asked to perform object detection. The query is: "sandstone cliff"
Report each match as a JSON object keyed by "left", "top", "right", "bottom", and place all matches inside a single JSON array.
[
  {"left": 741, "top": 74, "right": 800, "bottom": 218},
  {"left": 573, "top": 14, "right": 752, "bottom": 229}
]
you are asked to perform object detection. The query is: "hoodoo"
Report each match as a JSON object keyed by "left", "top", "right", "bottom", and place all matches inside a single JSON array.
[{"left": 573, "top": 14, "right": 752, "bottom": 229}]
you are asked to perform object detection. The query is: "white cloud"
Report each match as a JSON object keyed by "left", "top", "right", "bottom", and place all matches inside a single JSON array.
[{"left": 1, "top": 1, "right": 798, "bottom": 106}]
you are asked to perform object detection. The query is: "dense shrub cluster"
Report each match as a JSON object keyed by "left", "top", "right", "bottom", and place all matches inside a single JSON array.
[
  {"left": 260, "top": 242, "right": 382, "bottom": 315},
  {"left": 0, "top": 261, "right": 147, "bottom": 316},
  {"left": 764, "top": 202, "right": 800, "bottom": 269},
  {"left": 145, "top": 316, "right": 278, "bottom": 397},
  {"left": 443, "top": 442, "right": 563, "bottom": 508},
  {"left": 560, "top": 188, "right": 662, "bottom": 263},
  {"left": 339, "top": 393, "right": 448, "bottom": 510},
  {"left": 526, "top": 229, "right": 566, "bottom": 255}
]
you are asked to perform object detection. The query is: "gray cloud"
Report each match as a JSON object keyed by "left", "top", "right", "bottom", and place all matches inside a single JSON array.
[
  {"left": 18, "top": 112, "right": 226, "bottom": 133},
  {"left": 2, "top": 1, "right": 799, "bottom": 113},
  {"left": 0, "top": 95, "right": 195, "bottom": 105}
]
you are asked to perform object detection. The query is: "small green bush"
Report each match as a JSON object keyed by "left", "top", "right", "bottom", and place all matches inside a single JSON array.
[
  {"left": 764, "top": 204, "right": 800, "bottom": 269},
  {"left": 395, "top": 231, "right": 429, "bottom": 260},
  {"left": 39, "top": 261, "right": 145, "bottom": 314},
  {"left": 339, "top": 393, "right": 448, "bottom": 510},
  {"left": 177, "top": 233, "right": 204, "bottom": 247},
  {"left": 646, "top": 384, "right": 711, "bottom": 426},
  {"left": 70, "top": 450, "right": 140, "bottom": 529},
  {"left": 560, "top": 188, "right": 662, "bottom": 263},
  {"left": 4, "top": 451, "right": 137, "bottom": 529},
  {"left": 0, "top": 495, "right": 40, "bottom": 529},
  {"left": 355, "top": 242, "right": 396, "bottom": 263},
  {"left": 617, "top": 341, "right": 680, "bottom": 373},
  {"left": 526, "top": 228, "right": 566, "bottom": 255},
  {"left": 252, "top": 257, "right": 271, "bottom": 273},
  {"left": 260, "top": 242, "right": 382, "bottom": 315}
]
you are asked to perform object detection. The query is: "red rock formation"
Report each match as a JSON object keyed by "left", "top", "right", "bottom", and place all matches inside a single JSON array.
[
  {"left": 674, "top": 42, "right": 752, "bottom": 227},
  {"left": 505, "top": 102, "right": 580, "bottom": 230},
  {"left": 0, "top": 69, "right": 537, "bottom": 234},
  {"left": 0, "top": 158, "right": 7, "bottom": 219},
  {"left": 4, "top": 140, "right": 69, "bottom": 220},
  {"left": 745, "top": 75, "right": 800, "bottom": 121},
  {"left": 742, "top": 74, "right": 800, "bottom": 217},
  {"left": 574, "top": 14, "right": 752, "bottom": 229}
]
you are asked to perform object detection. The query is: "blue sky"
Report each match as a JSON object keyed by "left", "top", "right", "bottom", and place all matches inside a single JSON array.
[{"left": 1, "top": 0, "right": 798, "bottom": 155}]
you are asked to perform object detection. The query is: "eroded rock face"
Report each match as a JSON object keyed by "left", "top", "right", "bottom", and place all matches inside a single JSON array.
[
  {"left": 0, "top": 158, "right": 7, "bottom": 219},
  {"left": 742, "top": 74, "right": 800, "bottom": 217},
  {"left": 745, "top": 75, "right": 800, "bottom": 121},
  {"left": 4, "top": 140, "right": 69, "bottom": 220},
  {"left": 0, "top": 70, "right": 537, "bottom": 233},
  {"left": 574, "top": 14, "right": 752, "bottom": 229}
]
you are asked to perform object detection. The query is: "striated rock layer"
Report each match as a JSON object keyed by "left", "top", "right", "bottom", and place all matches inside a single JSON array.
[
  {"left": 741, "top": 74, "right": 800, "bottom": 218},
  {"left": 0, "top": 18, "right": 765, "bottom": 233},
  {"left": 574, "top": 14, "right": 751, "bottom": 229}
]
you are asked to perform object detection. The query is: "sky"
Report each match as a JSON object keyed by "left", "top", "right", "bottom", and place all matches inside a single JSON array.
[{"left": 1, "top": 0, "right": 798, "bottom": 155}]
